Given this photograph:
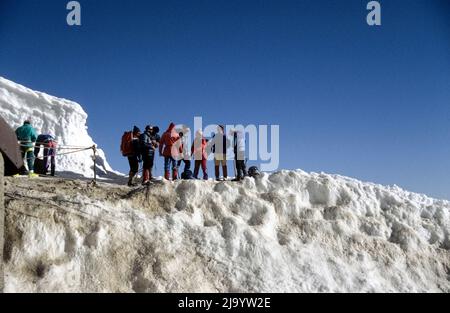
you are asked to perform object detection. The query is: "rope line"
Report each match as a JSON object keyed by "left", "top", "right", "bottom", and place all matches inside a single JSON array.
[
  {"left": 19, "top": 142, "right": 94, "bottom": 150},
  {"left": 18, "top": 143, "right": 99, "bottom": 185},
  {"left": 21, "top": 147, "right": 93, "bottom": 160}
]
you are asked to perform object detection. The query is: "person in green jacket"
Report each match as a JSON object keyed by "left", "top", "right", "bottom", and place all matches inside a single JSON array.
[{"left": 15, "top": 120, "right": 38, "bottom": 177}]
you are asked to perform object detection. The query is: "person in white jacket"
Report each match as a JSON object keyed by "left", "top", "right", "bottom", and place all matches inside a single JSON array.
[{"left": 177, "top": 125, "right": 191, "bottom": 175}]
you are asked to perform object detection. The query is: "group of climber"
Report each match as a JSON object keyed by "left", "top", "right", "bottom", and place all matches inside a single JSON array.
[
  {"left": 121, "top": 122, "right": 253, "bottom": 186},
  {"left": 15, "top": 120, "right": 57, "bottom": 177},
  {"left": 13, "top": 119, "right": 256, "bottom": 183}
]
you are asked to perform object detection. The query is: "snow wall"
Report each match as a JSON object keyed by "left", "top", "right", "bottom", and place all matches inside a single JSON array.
[
  {"left": 3, "top": 171, "right": 450, "bottom": 292},
  {"left": 0, "top": 76, "right": 119, "bottom": 178}
]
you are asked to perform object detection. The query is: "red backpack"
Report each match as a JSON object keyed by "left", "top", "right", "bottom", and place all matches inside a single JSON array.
[{"left": 120, "top": 131, "right": 134, "bottom": 156}]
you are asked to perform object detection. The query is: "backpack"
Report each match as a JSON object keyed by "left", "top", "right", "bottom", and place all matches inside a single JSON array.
[
  {"left": 120, "top": 131, "right": 134, "bottom": 156},
  {"left": 33, "top": 158, "right": 46, "bottom": 175},
  {"left": 248, "top": 166, "right": 261, "bottom": 178},
  {"left": 181, "top": 169, "right": 193, "bottom": 180}
]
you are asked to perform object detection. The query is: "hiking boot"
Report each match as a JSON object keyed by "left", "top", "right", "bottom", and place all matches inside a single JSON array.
[{"left": 172, "top": 169, "right": 178, "bottom": 181}]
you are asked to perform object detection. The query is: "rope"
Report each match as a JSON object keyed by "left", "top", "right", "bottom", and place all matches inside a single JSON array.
[
  {"left": 21, "top": 147, "right": 93, "bottom": 160},
  {"left": 19, "top": 142, "right": 93, "bottom": 150},
  {"left": 18, "top": 140, "right": 86, "bottom": 148},
  {"left": 54, "top": 146, "right": 93, "bottom": 150},
  {"left": 19, "top": 141, "right": 95, "bottom": 162},
  {"left": 19, "top": 144, "right": 99, "bottom": 186},
  {"left": 55, "top": 147, "right": 92, "bottom": 156}
]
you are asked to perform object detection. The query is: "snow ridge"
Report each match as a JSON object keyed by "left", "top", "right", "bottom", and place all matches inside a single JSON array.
[{"left": 4, "top": 171, "right": 450, "bottom": 292}]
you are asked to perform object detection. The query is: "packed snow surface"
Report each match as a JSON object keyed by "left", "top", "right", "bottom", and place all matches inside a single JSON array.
[
  {"left": 0, "top": 76, "right": 118, "bottom": 178},
  {"left": 4, "top": 171, "right": 450, "bottom": 292}
]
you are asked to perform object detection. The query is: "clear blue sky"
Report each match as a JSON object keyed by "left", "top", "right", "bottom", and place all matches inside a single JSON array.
[{"left": 1, "top": 0, "right": 449, "bottom": 198}]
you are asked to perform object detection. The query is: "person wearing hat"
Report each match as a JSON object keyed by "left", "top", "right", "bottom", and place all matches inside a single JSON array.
[
  {"left": 15, "top": 119, "right": 38, "bottom": 177},
  {"left": 122, "top": 125, "right": 141, "bottom": 186},
  {"left": 34, "top": 133, "right": 57, "bottom": 176},
  {"left": 231, "top": 129, "right": 247, "bottom": 181},
  {"left": 159, "top": 122, "right": 180, "bottom": 180},
  {"left": 191, "top": 130, "right": 208, "bottom": 180},
  {"left": 210, "top": 125, "right": 230, "bottom": 181},
  {"left": 139, "top": 125, "right": 160, "bottom": 185}
]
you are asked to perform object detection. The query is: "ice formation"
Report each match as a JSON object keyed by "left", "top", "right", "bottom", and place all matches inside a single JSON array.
[{"left": 0, "top": 76, "right": 118, "bottom": 178}]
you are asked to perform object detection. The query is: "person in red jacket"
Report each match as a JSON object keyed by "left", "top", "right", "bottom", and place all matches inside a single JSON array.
[
  {"left": 191, "top": 130, "right": 208, "bottom": 180},
  {"left": 159, "top": 122, "right": 180, "bottom": 180}
]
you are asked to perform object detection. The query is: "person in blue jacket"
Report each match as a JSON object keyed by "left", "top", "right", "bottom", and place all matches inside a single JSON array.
[
  {"left": 139, "top": 125, "right": 160, "bottom": 185},
  {"left": 15, "top": 120, "right": 38, "bottom": 177}
]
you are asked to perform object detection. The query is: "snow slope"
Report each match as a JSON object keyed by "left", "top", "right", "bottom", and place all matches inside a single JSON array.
[
  {"left": 4, "top": 171, "right": 450, "bottom": 292},
  {"left": 0, "top": 76, "right": 119, "bottom": 178}
]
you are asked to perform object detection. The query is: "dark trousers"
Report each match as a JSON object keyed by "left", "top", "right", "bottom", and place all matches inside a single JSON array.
[
  {"left": 177, "top": 159, "right": 191, "bottom": 173},
  {"left": 235, "top": 159, "right": 247, "bottom": 178},
  {"left": 45, "top": 148, "right": 56, "bottom": 176},
  {"left": 164, "top": 157, "right": 177, "bottom": 172},
  {"left": 128, "top": 156, "right": 139, "bottom": 174},
  {"left": 194, "top": 159, "right": 208, "bottom": 179},
  {"left": 142, "top": 154, "right": 154, "bottom": 172},
  {"left": 142, "top": 153, "right": 155, "bottom": 182},
  {"left": 34, "top": 146, "right": 56, "bottom": 176}
]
